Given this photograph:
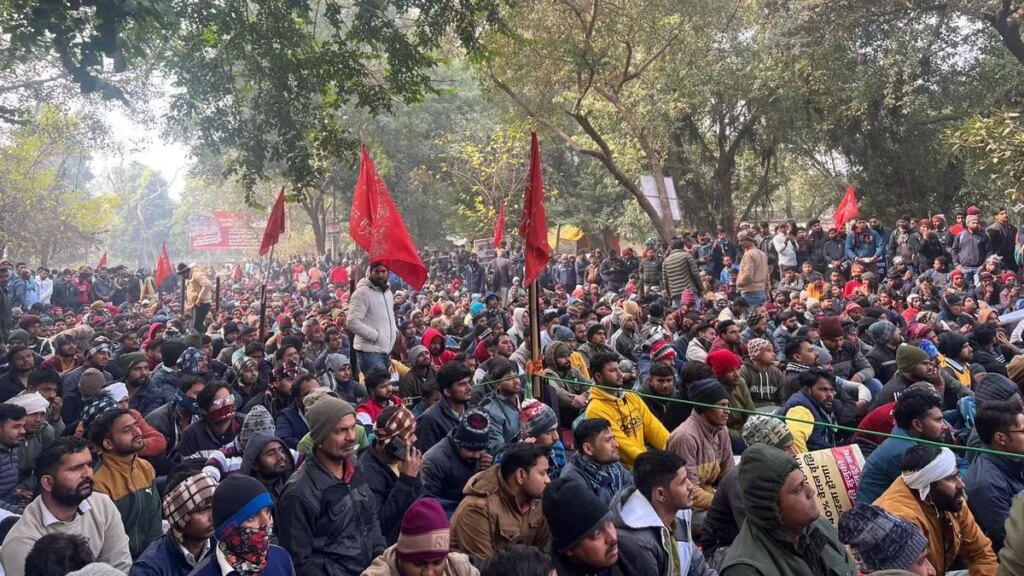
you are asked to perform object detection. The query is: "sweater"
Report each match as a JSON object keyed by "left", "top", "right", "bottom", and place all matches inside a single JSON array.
[
  {"left": 585, "top": 386, "right": 669, "bottom": 469},
  {"left": 736, "top": 248, "right": 771, "bottom": 295},
  {"left": 666, "top": 413, "right": 734, "bottom": 510},
  {"left": 0, "top": 493, "right": 132, "bottom": 576},
  {"left": 92, "top": 452, "right": 163, "bottom": 559},
  {"left": 738, "top": 360, "right": 783, "bottom": 406}
]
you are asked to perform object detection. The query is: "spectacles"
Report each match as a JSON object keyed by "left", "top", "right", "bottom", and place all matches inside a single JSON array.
[{"left": 1003, "top": 430, "right": 1024, "bottom": 435}]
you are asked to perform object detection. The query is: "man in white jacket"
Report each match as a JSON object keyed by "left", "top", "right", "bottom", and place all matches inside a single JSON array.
[{"left": 347, "top": 262, "right": 397, "bottom": 377}]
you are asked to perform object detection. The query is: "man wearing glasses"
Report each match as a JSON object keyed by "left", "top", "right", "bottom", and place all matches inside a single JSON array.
[{"left": 966, "top": 400, "right": 1024, "bottom": 552}]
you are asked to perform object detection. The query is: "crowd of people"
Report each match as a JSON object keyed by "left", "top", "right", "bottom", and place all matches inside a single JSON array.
[{"left": 0, "top": 205, "right": 1023, "bottom": 575}]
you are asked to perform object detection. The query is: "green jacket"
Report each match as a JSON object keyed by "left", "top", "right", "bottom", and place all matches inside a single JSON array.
[{"left": 91, "top": 452, "right": 162, "bottom": 559}]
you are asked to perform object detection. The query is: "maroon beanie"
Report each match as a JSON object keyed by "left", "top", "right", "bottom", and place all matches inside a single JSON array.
[
  {"left": 396, "top": 498, "right": 450, "bottom": 563},
  {"left": 818, "top": 316, "right": 844, "bottom": 341}
]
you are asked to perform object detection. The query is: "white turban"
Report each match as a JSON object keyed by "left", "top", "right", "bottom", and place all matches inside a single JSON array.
[
  {"left": 901, "top": 447, "right": 957, "bottom": 501},
  {"left": 5, "top": 392, "right": 49, "bottom": 415},
  {"left": 103, "top": 382, "right": 129, "bottom": 403}
]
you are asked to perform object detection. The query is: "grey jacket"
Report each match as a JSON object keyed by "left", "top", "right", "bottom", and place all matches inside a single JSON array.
[
  {"left": 347, "top": 277, "right": 397, "bottom": 354},
  {"left": 479, "top": 391, "right": 521, "bottom": 454}
]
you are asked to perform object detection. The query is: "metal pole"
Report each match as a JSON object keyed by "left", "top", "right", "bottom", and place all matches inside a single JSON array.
[
  {"left": 528, "top": 279, "right": 541, "bottom": 399},
  {"left": 258, "top": 285, "right": 267, "bottom": 342},
  {"left": 214, "top": 276, "right": 221, "bottom": 315}
]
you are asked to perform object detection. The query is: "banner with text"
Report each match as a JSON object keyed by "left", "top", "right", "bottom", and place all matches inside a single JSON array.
[
  {"left": 189, "top": 212, "right": 262, "bottom": 251},
  {"left": 797, "top": 444, "right": 865, "bottom": 529}
]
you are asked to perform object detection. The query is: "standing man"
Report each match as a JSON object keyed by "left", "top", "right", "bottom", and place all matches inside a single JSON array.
[
  {"left": 0, "top": 267, "right": 13, "bottom": 342},
  {"left": 177, "top": 263, "right": 213, "bottom": 331},
  {"left": 277, "top": 395, "right": 386, "bottom": 575},
  {"left": 736, "top": 231, "right": 771, "bottom": 308},
  {"left": 987, "top": 207, "right": 1018, "bottom": 271},
  {"left": 663, "top": 237, "right": 703, "bottom": 304},
  {"left": 465, "top": 252, "right": 487, "bottom": 295},
  {"left": 348, "top": 261, "right": 397, "bottom": 376},
  {"left": 952, "top": 213, "right": 990, "bottom": 288}
]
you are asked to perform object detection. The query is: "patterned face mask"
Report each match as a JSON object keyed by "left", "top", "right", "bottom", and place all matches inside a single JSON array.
[{"left": 218, "top": 523, "right": 272, "bottom": 576}]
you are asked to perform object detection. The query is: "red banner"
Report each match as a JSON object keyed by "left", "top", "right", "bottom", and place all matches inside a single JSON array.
[{"left": 189, "top": 212, "right": 262, "bottom": 251}]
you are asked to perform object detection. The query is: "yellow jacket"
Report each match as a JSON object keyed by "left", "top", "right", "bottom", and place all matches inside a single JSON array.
[{"left": 585, "top": 385, "right": 668, "bottom": 469}]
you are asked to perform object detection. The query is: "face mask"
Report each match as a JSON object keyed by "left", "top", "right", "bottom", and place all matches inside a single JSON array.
[
  {"left": 219, "top": 524, "right": 272, "bottom": 576},
  {"left": 207, "top": 402, "right": 236, "bottom": 424},
  {"left": 173, "top": 392, "right": 201, "bottom": 415}
]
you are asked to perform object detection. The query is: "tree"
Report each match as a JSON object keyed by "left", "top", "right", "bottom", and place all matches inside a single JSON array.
[{"left": 101, "top": 162, "right": 179, "bottom": 268}]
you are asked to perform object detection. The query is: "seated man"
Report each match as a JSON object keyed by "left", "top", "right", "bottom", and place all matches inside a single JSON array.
[
  {"left": 560, "top": 418, "right": 632, "bottom": 505},
  {"left": 132, "top": 471, "right": 217, "bottom": 576},
  {"left": 965, "top": 400, "right": 1024, "bottom": 552},
  {"left": 838, "top": 504, "right": 936, "bottom": 576},
  {"left": 361, "top": 497, "right": 478, "bottom": 576},
  {"left": 781, "top": 368, "right": 839, "bottom": 454},
  {"left": 421, "top": 408, "right": 492, "bottom": 518},
  {"left": 874, "top": 445, "right": 998, "bottom": 576},
  {"left": 358, "top": 405, "right": 425, "bottom": 544}
]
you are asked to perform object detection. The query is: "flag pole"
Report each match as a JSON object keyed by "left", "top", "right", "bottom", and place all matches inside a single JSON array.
[
  {"left": 528, "top": 278, "right": 541, "bottom": 399},
  {"left": 258, "top": 244, "right": 274, "bottom": 342}
]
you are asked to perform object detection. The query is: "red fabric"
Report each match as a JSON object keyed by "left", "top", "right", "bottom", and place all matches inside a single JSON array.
[
  {"left": 98, "top": 251, "right": 107, "bottom": 269},
  {"left": 155, "top": 242, "right": 173, "bottom": 287},
  {"left": 833, "top": 184, "right": 859, "bottom": 230},
  {"left": 493, "top": 205, "right": 505, "bottom": 248},
  {"left": 259, "top": 187, "right": 287, "bottom": 256},
  {"left": 350, "top": 145, "right": 427, "bottom": 290},
  {"left": 518, "top": 133, "right": 550, "bottom": 286},
  {"left": 853, "top": 401, "right": 895, "bottom": 445},
  {"left": 329, "top": 266, "right": 349, "bottom": 286}
]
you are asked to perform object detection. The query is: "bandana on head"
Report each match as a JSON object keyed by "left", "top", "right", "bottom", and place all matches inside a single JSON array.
[
  {"left": 177, "top": 347, "right": 206, "bottom": 375},
  {"left": 163, "top": 473, "right": 217, "bottom": 542},
  {"left": 233, "top": 356, "right": 258, "bottom": 374},
  {"left": 901, "top": 447, "right": 956, "bottom": 501},
  {"left": 86, "top": 343, "right": 112, "bottom": 358},
  {"left": 81, "top": 395, "right": 119, "bottom": 432},
  {"left": 374, "top": 405, "right": 415, "bottom": 445}
]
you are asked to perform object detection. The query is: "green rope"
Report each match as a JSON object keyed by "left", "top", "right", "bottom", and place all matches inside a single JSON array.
[{"left": 457, "top": 370, "right": 1023, "bottom": 460}]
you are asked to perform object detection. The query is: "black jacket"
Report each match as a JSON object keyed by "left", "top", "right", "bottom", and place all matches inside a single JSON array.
[
  {"left": 357, "top": 447, "right": 424, "bottom": 545},
  {"left": 277, "top": 456, "right": 386, "bottom": 576},
  {"left": 552, "top": 531, "right": 658, "bottom": 576},
  {"left": 865, "top": 344, "right": 898, "bottom": 386}
]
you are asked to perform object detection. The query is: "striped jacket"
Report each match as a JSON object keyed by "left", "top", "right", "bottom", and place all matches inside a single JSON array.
[{"left": 661, "top": 249, "right": 702, "bottom": 300}]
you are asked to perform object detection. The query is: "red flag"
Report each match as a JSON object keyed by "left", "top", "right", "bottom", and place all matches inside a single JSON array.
[
  {"left": 97, "top": 251, "right": 107, "bottom": 269},
  {"left": 259, "top": 187, "right": 287, "bottom": 256},
  {"left": 493, "top": 205, "right": 505, "bottom": 248},
  {"left": 350, "top": 144, "right": 427, "bottom": 290},
  {"left": 154, "top": 242, "right": 172, "bottom": 287},
  {"left": 833, "top": 184, "right": 860, "bottom": 230},
  {"left": 518, "top": 132, "right": 550, "bottom": 286}
]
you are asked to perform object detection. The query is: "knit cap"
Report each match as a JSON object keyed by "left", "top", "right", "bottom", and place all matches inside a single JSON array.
[
  {"left": 118, "top": 351, "right": 148, "bottom": 375},
  {"left": 543, "top": 477, "right": 612, "bottom": 553},
  {"left": 81, "top": 395, "right": 119, "bottom": 432},
  {"left": 895, "top": 344, "right": 929, "bottom": 373},
  {"left": 396, "top": 498, "right": 450, "bottom": 563},
  {"left": 161, "top": 339, "right": 188, "bottom": 367},
  {"left": 838, "top": 504, "right": 928, "bottom": 573},
  {"left": 738, "top": 444, "right": 800, "bottom": 529},
  {"left": 867, "top": 321, "right": 897, "bottom": 345},
  {"left": 407, "top": 345, "right": 429, "bottom": 364},
  {"left": 79, "top": 368, "right": 107, "bottom": 397},
  {"left": 746, "top": 338, "right": 773, "bottom": 361},
  {"left": 937, "top": 332, "right": 969, "bottom": 359},
  {"left": 453, "top": 408, "right": 490, "bottom": 451},
  {"left": 182, "top": 333, "right": 202, "bottom": 349},
  {"left": 906, "top": 323, "right": 934, "bottom": 341},
  {"left": 239, "top": 405, "right": 276, "bottom": 448},
  {"left": 212, "top": 474, "right": 273, "bottom": 540},
  {"left": 706, "top": 350, "right": 741, "bottom": 377},
  {"left": 552, "top": 325, "right": 575, "bottom": 343},
  {"left": 650, "top": 340, "right": 677, "bottom": 364},
  {"left": 623, "top": 301, "right": 640, "bottom": 318},
  {"left": 688, "top": 378, "right": 730, "bottom": 410},
  {"left": 305, "top": 396, "right": 355, "bottom": 445},
  {"left": 741, "top": 415, "right": 793, "bottom": 450},
  {"left": 66, "top": 564, "right": 125, "bottom": 576},
  {"left": 975, "top": 373, "right": 1019, "bottom": 406},
  {"left": 6, "top": 329, "right": 29, "bottom": 346},
  {"left": 4, "top": 392, "right": 49, "bottom": 415},
  {"left": 818, "top": 316, "right": 844, "bottom": 341},
  {"left": 520, "top": 399, "right": 558, "bottom": 439},
  {"left": 323, "top": 353, "right": 350, "bottom": 373}
]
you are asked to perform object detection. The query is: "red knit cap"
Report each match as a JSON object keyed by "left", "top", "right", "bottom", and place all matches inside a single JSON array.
[
  {"left": 706, "top": 350, "right": 742, "bottom": 377},
  {"left": 396, "top": 498, "right": 450, "bottom": 563},
  {"left": 967, "top": 206, "right": 981, "bottom": 216},
  {"left": 650, "top": 340, "right": 677, "bottom": 364}
]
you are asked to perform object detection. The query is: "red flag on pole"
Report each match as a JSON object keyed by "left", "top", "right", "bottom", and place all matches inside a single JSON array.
[
  {"left": 833, "top": 184, "right": 860, "bottom": 230},
  {"left": 518, "top": 132, "right": 550, "bottom": 286},
  {"left": 350, "top": 144, "right": 427, "bottom": 290},
  {"left": 259, "top": 187, "right": 287, "bottom": 256},
  {"left": 97, "top": 251, "right": 107, "bottom": 269},
  {"left": 154, "top": 242, "right": 172, "bottom": 287},
  {"left": 493, "top": 205, "right": 505, "bottom": 248}
]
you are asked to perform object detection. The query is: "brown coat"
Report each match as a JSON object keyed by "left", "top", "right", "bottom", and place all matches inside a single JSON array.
[
  {"left": 874, "top": 477, "right": 997, "bottom": 576},
  {"left": 736, "top": 247, "right": 771, "bottom": 295},
  {"left": 449, "top": 465, "right": 549, "bottom": 561},
  {"left": 361, "top": 546, "right": 479, "bottom": 576}
]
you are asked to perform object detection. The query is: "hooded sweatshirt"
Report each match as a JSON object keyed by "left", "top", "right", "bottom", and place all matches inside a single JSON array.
[
  {"left": 610, "top": 486, "right": 716, "bottom": 576},
  {"left": 423, "top": 327, "right": 455, "bottom": 369},
  {"left": 719, "top": 445, "right": 856, "bottom": 576},
  {"left": 585, "top": 385, "right": 669, "bottom": 469},
  {"left": 239, "top": 432, "right": 296, "bottom": 501},
  {"left": 738, "top": 359, "right": 783, "bottom": 406}
]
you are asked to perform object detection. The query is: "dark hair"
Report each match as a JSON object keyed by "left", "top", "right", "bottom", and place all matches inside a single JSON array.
[
  {"left": 893, "top": 388, "right": 943, "bottom": 431},
  {"left": 144, "top": 336, "right": 164, "bottom": 352},
  {"left": 717, "top": 320, "right": 737, "bottom": 334},
  {"left": 649, "top": 362, "right": 675, "bottom": 380},
  {"left": 481, "top": 544, "right": 554, "bottom": 576},
  {"left": 290, "top": 374, "right": 318, "bottom": 398},
  {"left": 437, "top": 361, "right": 474, "bottom": 391},
  {"left": 901, "top": 444, "right": 943, "bottom": 474},
  {"left": 499, "top": 442, "right": 549, "bottom": 482},
  {"left": 589, "top": 352, "right": 620, "bottom": 379},
  {"left": 634, "top": 449, "right": 685, "bottom": 501},
  {"left": 798, "top": 368, "right": 834, "bottom": 389},
  {"left": 24, "top": 533, "right": 94, "bottom": 576},
  {"left": 973, "top": 323, "right": 997, "bottom": 347},
  {"left": 178, "top": 374, "right": 207, "bottom": 394},
  {"left": 364, "top": 366, "right": 393, "bottom": 391},
  {"left": 785, "top": 337, "right": 813, "bottom": 361},
  {"left": 6, "top": 344, "right": 30, "bottom": 359},
  {"left": 274, "top": 343, "right": 298, "bottom": 362},
  {"left": 0, "top": 403, "right": 26, "bottom": 424},
  {"left": 244, "top": 342, "right": 266, "bottom": 356},
  {"left": 35, "top": 437, "right": 90, "bottom": 483},
  {"left": 976, "top": 401, "right": 1024, "bottom": 445},
  {"left": 28, "top": 368, "right": 61, "bottom": 388},
  {"left": 573, "top": 418, "right": 611, "bottom": 453},
  {"left": 197, "top": 381, "right": 231, "bottom": 412},
  {"left": 486, "top": 357, "right": 516, "bottom": 381},
  {"left": 88, "top": 408, "right": 131, "bottom": 448}
]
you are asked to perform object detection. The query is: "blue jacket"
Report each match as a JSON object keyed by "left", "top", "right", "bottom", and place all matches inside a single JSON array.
[
  {"left": 129, "top": 381, "right": 168, "bottom": 417},
  {"left": 187, "top": 545, "right": 294, "bottom": 576},
  {"left": 132, "top": 533, "right": 211, "bottom": 576},
  {"left": 275, "top": 405, "right": 308, "bottom": 449},
  {"left": 856, "top": 426, "right": 915, "bottom": 506},
  {"left": 782, "top": 390, "right": 837, "bottom": 452},
  {"left": 844, "top": 228, "right": 884, "bottom": 260},
  {"left": 965, "top": 451, "right": 1024, "bottom": 552}
]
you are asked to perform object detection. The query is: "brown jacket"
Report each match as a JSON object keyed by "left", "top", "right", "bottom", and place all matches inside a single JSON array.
[
  {"left": 361, "top": 546, "right": 478, "bottom": 576},
  {"left": 450, "top": 465, "right": 549, "bottom": 561},
  {"left": 874, "top": 477, "right": 997, "bottom": 576},
  {"left": 736, "top": 247, "right": 771, "bottom": 295}
]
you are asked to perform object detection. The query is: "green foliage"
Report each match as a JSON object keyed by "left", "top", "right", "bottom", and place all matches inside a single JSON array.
[
  {"left": 948, "top": 110, "right": 1024, "bottom": 201},
  {"left": 100, "top": 162, "right": 179, "bottom": 268}
]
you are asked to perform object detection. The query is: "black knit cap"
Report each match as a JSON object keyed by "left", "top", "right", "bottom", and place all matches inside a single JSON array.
[
  {"left": 213, "top": 474, "right": 273, "bottom": 539},
  {"left": 542, "top": 477, "right": 611, "bottom": 553}
]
